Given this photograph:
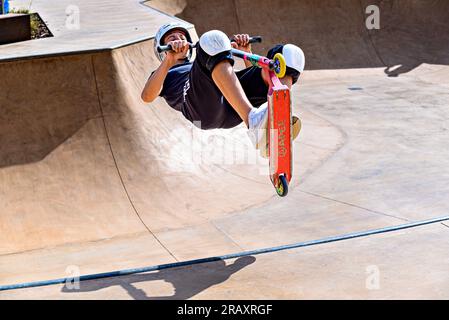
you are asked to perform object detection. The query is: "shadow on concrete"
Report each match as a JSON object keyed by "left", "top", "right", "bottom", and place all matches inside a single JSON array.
[
  {"left": 384, "top": 63, "right": 423, "bottom": 78},
  {"left": 60, "top": 256, "right": 256, "bottom": 300}
]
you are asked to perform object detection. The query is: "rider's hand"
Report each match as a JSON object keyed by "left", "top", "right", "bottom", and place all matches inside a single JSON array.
[
  {"left": 231, "top": 34, "right": 251, "bottom": 53},
  {"left": 165, "top": 39, "right": 189, "bottom": 64}
]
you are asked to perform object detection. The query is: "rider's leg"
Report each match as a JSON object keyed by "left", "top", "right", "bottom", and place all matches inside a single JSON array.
[
  {"left": 211, "top": 60, "right": 252, "bottom": 126},
  {"left": 197, "top": 30, "right": 264, "bottom": 130}
]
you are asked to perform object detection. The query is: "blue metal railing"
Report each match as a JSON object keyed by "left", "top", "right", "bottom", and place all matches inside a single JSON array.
[{"left": 1, "top": 215, "right": 448, "bottom": 292}]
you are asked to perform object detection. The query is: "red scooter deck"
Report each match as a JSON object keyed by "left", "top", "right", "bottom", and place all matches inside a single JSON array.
[{"left": 267, "top": 71, "right": 292, "bottom": 197}]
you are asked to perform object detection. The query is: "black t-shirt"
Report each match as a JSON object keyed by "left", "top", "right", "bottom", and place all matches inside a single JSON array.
[
  {"left": 159, "top": 62, "right": 192, "bottom": 112},
  {"left": 155, "top": 62, "right": 268, "bottom": 129}
]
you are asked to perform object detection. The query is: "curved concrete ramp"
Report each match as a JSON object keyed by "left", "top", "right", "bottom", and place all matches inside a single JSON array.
[
  {"left": 1, "top": 0, "right": 449, "bottom": 299},
  {"left": 0, "top": 0, "right": 341, "bottom": 287}
]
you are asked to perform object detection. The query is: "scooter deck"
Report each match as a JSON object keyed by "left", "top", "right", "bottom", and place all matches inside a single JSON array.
[{"left": 267, "top": 72, "right": 292, "bottom": 197}]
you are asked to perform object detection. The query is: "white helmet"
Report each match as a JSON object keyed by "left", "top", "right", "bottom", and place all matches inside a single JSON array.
[
  {"left": 153, "top": 22, "right": 193, "bottom": 62},
  {"left": 282, "top": 44, "right": 305, "bottom": 73}
]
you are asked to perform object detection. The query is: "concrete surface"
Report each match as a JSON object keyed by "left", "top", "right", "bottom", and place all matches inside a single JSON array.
[{"left": 0, "top": 0, "right": 449, "bottom": 299}]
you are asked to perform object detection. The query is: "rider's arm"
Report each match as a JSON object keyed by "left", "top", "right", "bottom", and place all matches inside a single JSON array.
[
  {"left": 141, "top": 58, "right": 175, "bottom": 103},
  {"left": 242, "top": 54, "right": 253, "bottom": 69},
  {"left": 141, "top": 40, "right": 189, "bottom": 103}
]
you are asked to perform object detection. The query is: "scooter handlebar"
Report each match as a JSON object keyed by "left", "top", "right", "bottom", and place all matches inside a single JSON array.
[{"left": 157, "top": 36, "right": 262, "bottom": 53}]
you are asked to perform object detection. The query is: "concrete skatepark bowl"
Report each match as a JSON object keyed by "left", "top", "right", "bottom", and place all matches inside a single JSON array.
[{"left": 0, "top": 0, "right": 449, "bottom": 299}]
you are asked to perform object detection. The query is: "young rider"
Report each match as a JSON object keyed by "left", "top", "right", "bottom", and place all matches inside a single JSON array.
[{"left": 141, "top": 23, "right": 305, "bottom": 155}]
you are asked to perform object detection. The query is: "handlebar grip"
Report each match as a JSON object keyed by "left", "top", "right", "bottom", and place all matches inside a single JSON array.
[
  {"left": 157, "top": 44, "right": 173, "bottom": 53},
  {"left": 157, "top": 42, "right": 195, "bottom": 53},
  {"left": 249, "top": 36, "right": 262, "bottom": 44},
  {"left": 157, "top": 45, "right": 167, "bottom": 53},
  {"left": 230, "top": 36, "right": 262, "bottom": 44}
]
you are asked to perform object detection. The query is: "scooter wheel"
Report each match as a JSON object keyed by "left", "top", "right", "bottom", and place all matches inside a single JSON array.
[
  {"left": 273, "top": 53, "right": 287, "bottom": 78},
  {"left": 276, "top": 174, "right": 289, "bottom": 197}
]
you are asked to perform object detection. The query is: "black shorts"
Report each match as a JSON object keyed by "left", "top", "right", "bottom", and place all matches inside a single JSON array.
[{"left": 182, "top": 44, "right": 269, "bottom": 130}]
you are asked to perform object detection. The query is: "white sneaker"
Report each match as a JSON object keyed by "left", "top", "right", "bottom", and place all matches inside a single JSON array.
[{"left": 247, "top": 102, "right": 268, "bottom": 150}]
